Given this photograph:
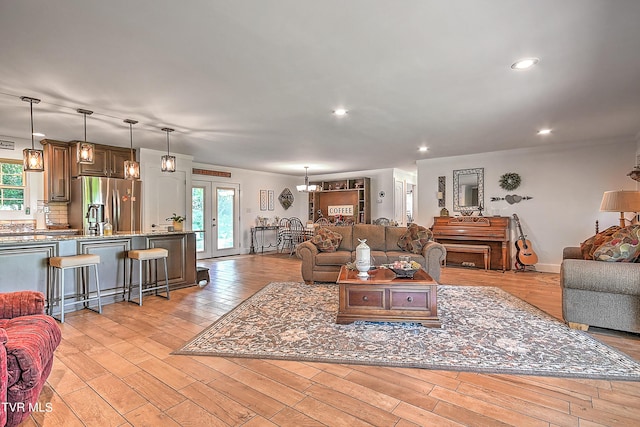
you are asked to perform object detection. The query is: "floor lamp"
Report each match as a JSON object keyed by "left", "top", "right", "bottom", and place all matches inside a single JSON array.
[{"left": 600, "top": 190, "right": 640, "bottom": 227}]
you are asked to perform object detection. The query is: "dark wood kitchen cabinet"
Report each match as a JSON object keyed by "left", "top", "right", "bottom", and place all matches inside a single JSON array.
[
  {"left": 40, "top": 139, "right": 70, "bottom": 202},
  {"left": 70, "top": 142, "right": 134, "bottom": 179}
]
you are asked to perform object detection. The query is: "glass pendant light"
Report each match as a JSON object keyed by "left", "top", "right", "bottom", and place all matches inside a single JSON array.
[
  {"left": 76, "top": 108, "right": 95, "bottom": 164},
  {"left": 123, "top": 119, "right": 140, "bottom": 180},
  {"left": 296, "top": 166, "right": 318, "bottom": 192},
  {"left": 160, "top": 127, "right": 176, "bottom": 173},
  {"left": 21, "top": 96, "right": 44, "bottom": 172}
]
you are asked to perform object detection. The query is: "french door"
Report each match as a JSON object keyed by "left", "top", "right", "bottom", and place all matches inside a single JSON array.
[{"left": 192, "top": 180, "right": 240, "bottom": 259}]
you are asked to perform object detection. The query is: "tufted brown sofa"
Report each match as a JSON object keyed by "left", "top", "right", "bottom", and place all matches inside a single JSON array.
[
  {"left": 0, "top": 291, "right": 61, "bottom": 427},
  {"left": 296, "top": 224, "right": 446, "bottom": 284}
]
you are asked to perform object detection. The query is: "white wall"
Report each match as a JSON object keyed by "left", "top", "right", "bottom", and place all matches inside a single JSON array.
[{"left": 417, "top": 138, "right": 637, "bottom": 272}]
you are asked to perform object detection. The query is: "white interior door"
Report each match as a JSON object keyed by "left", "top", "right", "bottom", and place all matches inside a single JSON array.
[
  {"left": 192, "top": 180, "right": 240, "bottom": 259},
  {"left": 394, "top": 179, "right": 406, "bottom": 226}
]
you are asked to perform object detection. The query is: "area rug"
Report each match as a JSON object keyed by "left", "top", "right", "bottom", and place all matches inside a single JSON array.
[{"left": 175, "top": 282, "right": 640, "bottom": 381}]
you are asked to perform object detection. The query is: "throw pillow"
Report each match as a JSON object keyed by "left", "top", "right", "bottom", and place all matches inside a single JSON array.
[
  {"left": 593, "top": 225, "right": 640, "bottom": 262},
  {"left": 397, "top": 223, "right": 433, "bottom": 254},
  {"left": 580, "top": 226, "right": 621, "bottom": 260},
  {"left": 310, "top": 227, "right": 343, "bottom": 253}
]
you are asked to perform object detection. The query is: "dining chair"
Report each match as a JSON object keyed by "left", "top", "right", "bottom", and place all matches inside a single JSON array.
[
  {"left": 277, "top": 217, "right": 292, "bottom": 253},
  {"left": 315, "top": 217, "right": 331, "bottom": 226},
  {"left": 373, "top": 217, "right": 391, "bottom": 226},
  {"left": 287, "top": 217, "right": 306, "bottom": 256}
]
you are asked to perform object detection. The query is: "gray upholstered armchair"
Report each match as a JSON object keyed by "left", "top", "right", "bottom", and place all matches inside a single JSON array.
[{"left": 560, "top": 247, "right": 640, "bottom": 333}]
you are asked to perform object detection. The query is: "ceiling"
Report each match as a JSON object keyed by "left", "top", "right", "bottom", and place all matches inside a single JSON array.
[{"left": 1, "top": 0, "right": 639, "bottom": 176}]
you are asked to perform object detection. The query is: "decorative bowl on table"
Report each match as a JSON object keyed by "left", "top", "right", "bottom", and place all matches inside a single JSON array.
[
  {"left": 389, "top": 267, "right": 419, "bottom": 278},
  {"left": 379, "top": 261, "right": 421, "bottom": 278},
  {"left": 380, "top": 260, "right": 422, "bottom": 278}
]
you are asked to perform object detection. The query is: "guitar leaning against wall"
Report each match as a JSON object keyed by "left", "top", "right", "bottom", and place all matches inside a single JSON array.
[{"left": 513, "top": 213, "right": 538, "bottom": 269}]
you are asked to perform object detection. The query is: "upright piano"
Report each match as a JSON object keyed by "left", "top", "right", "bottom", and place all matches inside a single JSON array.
[{"left": 431, "top": 216, "right": 511, "bottom": 271}]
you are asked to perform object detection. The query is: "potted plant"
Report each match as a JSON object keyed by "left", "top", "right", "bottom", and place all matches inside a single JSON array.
[{"left": 166, "top": 213, "right": 186, "bottom": 231}]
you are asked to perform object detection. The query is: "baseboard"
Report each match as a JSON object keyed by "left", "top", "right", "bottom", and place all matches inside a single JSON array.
[{"left": 534, "top": 263, "right": 560, "bottom": 273}]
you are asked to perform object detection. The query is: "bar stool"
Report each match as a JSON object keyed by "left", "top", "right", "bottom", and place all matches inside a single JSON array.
[
  {"left": 126, "top": 248, "right": 170, "bottom": 306},
  {"left": 48, "top": 254, "right": 102, "bottom": 323}
]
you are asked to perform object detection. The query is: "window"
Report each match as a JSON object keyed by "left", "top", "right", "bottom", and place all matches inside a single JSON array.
[{"left": 0, "top": 159, "right": 25, "bottom": 210}]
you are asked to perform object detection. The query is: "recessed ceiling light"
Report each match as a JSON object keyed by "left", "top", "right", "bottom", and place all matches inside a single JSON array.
[
  {"left": 511, "top": 57, "right": 539, "bottom": 70},
  {"left": 333, "top": 108, "right": 348, "bottom": 116},
  {"left": 537, "top": 129, "right": 552, "bottom": 135},
  {"left": 418, "top": 146, "right": 428, "bottom": 152},
  {"left": 32, "top": 132, "right": 45, "bottom": 137}
]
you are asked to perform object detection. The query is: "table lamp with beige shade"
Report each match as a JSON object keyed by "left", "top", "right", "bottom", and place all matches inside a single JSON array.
[{"left": 600, "top": 190, "right": 640, "bottom": 227}]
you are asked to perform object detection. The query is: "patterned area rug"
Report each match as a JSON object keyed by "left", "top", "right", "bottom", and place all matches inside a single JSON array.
[{"left": 175, "top": 282, "right": 640, "bottom": 380}]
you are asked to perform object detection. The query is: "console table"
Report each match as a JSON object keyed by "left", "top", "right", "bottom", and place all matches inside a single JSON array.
[
  {"left": 431, "top": 216, "right": 511, "bottom": 271},
  {"left": 250, "top": 225, "right": 280, "bottom": 254}
]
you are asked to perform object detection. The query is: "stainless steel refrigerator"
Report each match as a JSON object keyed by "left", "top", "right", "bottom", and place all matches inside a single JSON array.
[{"left": 69, "top": 176, "right": 142, "bottom": 234}]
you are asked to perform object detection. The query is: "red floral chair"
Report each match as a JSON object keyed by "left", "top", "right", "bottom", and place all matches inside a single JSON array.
[{"left": 0, "top": 291, "right": 61, "bottom": 427}]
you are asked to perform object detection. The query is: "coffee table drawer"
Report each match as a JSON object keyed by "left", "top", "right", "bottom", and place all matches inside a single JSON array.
[
  {"left": 389, "top": 290, "right": 430, "bottom": 310},
  {"left": 346, "top": 289, "right": 385, "bottom": 309}
]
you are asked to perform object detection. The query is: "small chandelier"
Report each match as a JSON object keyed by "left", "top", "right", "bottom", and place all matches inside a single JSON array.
[
  {"left": 76, "top": 108, "right": 95, "bottom": 164},
  {"left": 296, "top": 166, "right": 318, "bottom": 192},
  {"left": 161, "top": 127, "right": 176, "bottom": 172},
  {"left": 21, "top": 96, "right": 44, "bottom": 172},
  {"left": 124, "top": 119, "right": 140, "bottom": 180}
]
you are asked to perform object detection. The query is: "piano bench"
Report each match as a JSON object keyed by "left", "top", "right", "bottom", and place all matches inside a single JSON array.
[{"left": 443, "top": 243, "right": 491, "bottom": 270}]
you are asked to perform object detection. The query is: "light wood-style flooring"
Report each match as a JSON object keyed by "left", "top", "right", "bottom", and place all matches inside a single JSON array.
[{"left": 26, "top": 254, "right": 640, "bottom": 426}]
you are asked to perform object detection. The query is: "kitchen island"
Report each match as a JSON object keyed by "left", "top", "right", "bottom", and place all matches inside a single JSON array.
[{"left": 0, "top": 231, "right": 196, "bottom": 313}]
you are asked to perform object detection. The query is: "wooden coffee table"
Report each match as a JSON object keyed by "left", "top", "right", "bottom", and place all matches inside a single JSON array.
[{"left": 336, "top": 266, "right": 441, "bottom": 327}]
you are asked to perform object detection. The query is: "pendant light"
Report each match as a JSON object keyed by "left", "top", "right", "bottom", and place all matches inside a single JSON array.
[
  {"left": 161, "top": 127, "right": 176, "bottom": 172},
  {"left": 123, "top": 119, "right": 140, "bottom": 180},
  {"left": 76, "top": 108, "right": 95, "bottom": 164},
  {"left": 21, "top": 96, "right": 44, "bottom": 172},
  {"left": 296, "top": 166, "right": 318, "bottom": 192}
]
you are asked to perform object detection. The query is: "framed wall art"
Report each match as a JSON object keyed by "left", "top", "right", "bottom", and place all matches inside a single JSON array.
[
  {"left": 260, "top": 190, "right": 267, "bottom": 211},
  {"left": 279, "top": 188, "right": 294, "bottom": 210},
  {"left": 268, "top": 190, "right": 275, "bottom": 210}
]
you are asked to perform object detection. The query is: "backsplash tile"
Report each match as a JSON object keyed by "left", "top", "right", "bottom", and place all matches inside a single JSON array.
[{"left": 45, "top": 202, "right": 68, "bottom": 226}]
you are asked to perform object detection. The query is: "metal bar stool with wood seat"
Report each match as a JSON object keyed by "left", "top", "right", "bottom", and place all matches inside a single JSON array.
[
  {"left": 126, "top": 248, "right": 170, "bottom": 306},
  {"left": 48, "top": 254, "right": 102, "bottom": 323}
]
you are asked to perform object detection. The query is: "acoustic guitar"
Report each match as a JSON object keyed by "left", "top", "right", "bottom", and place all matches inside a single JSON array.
[{"left": 513, "top": 214, "right": 538, "bottom": 267}]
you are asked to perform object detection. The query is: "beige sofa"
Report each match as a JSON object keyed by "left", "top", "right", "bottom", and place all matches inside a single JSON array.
[
  {"left": 561, "top": 247, "right": 640, "bottom": 333},
  {"left": 296, "top": 224, "right": 446, "bottom": 284}
]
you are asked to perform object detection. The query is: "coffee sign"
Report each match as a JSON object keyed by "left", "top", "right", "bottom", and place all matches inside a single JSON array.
[{"left": 328, "top": 205, "right": 354, "bottom": 216}]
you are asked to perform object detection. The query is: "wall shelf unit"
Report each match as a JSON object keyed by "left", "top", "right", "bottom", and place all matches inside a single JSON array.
[{"left": 308, "top": 177, "right": 370, "bottom": 223}]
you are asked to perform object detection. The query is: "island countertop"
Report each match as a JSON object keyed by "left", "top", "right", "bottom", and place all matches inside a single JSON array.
[
  {"left": 0, "top": 231, "right": 197, "bottom": 309},
  {"left": 0, "top": 230, "right": 193, "bottom": 246}
]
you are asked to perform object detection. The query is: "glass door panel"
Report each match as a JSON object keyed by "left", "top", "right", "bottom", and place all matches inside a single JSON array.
[
  {"left": 192, "top": 186, "right": 206, "bottom": 253},
  {"left": 216, "top": 187, "right": 235, "bottom": 250},
  {"left": 192, "top": 180, "right": 240, "bottom": 258},
  {"left": 192, "top": 181, "right": 211, "bottom": 258}
]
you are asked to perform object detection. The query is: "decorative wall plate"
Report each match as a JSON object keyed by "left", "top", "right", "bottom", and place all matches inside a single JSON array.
[{"left": 278, "top": 188, "right": 294, "bottom": 210}]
